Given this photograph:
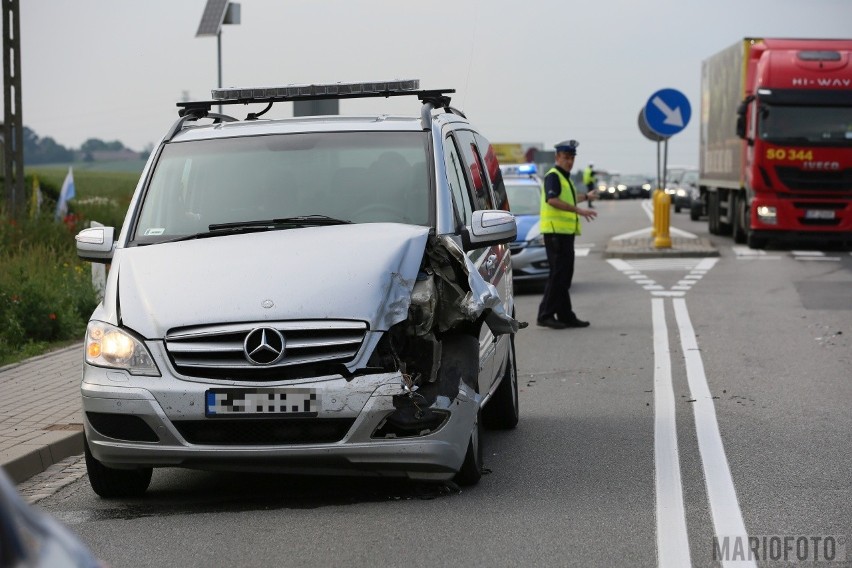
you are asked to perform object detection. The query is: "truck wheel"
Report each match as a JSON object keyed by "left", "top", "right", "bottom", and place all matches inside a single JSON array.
[
  {"left": 708, "top": 193, "right": 720, "bottom": 234},
  {"left": 690, "top": 202, "right": 701, "bottom": 221},
  {"left": 674, "top": 204, "right": 682, "bottom": 213},
  {"left": 483, "top": 336, "right": 519, "bottom": 430},
  {"left": 85, "top": 434, "right": 152, "bottom": 498},
  {"left": 747, "top": 230, "right": 767, "bottom": 250},
  {"left": 732, "top": 194, "right": 747, "bottom": 244}
]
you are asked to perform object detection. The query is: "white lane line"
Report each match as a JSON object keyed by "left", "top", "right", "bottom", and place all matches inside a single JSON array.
[
  {"left": 652, "top": 291, "right": 686, "bottom": 297},
  {"left": 652, "top": 298, "right": 692, "bottom": 567},
  {"left": 613, "top": 227, "right": 654, "bottom": 240},
  {"left": 672, "top": 299, "right": 755, "bottom": 568},
  {"left": 611, "top": 226, "right": 698, "bottom": 241}
]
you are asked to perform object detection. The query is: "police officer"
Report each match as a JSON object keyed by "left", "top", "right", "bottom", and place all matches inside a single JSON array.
[
  {"left": 537, "top": 140, "right": 598, "bottom": 329},
  {"left": 583, "top": 163, "right": 597, "bottom": 208}
]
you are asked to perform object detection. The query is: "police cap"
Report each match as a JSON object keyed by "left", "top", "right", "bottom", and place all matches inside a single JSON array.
[{"left": 554, "top": 139, "right": 579, "bottom": 155}]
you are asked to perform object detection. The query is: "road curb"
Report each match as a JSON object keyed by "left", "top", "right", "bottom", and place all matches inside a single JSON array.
[
  {"left": 1, "top": 430, "right": 85, "bottom": 484},
  {"left": 604, "top": 237, "right": 719, "bottom": 259}
]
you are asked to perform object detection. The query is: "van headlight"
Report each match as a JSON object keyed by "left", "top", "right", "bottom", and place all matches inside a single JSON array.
[{"left": 85, "top": 321, "right": 160, "bottom": 376}]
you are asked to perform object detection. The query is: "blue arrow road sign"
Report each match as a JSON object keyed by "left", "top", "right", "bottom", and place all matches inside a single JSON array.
[{"left": 643, "top": 88, "right": 691, "bottom": 137}]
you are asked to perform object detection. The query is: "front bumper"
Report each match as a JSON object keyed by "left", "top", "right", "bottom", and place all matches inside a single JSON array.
[{"left": 81, "top": 354, "right": 476, "bottom": 481}]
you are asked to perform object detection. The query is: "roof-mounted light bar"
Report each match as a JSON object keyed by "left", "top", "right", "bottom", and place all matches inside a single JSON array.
[
  {"left": 211, "top": 79, "right": 420, "bottom": 102},
  {"left": 175, "top": 79, "right": 456, "bottom": 128}
]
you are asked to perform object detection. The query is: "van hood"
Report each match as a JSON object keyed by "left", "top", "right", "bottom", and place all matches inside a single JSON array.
[{"left": 114, "top": 224, "right": 430, "bottom": 339}]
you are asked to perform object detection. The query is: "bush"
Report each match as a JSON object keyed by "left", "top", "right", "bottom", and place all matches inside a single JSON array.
[{"left": 0, "top": 168, "right": 138, "bottom": 365}]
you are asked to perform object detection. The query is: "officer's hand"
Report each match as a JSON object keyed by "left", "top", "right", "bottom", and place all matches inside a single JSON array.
[
  {"left": 580, "top": 208, "right": 597, "bottom": 221},
  {"left": 588, "top": 190, "right": 599, "bottom": 202}
]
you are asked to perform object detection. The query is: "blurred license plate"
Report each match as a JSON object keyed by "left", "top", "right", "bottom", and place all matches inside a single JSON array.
[
  {"left": 805, "top": 210, "right": 835, "bottom": 219},
  {"left": 205, "top": 388, "right": 318, "bottom": 417}
]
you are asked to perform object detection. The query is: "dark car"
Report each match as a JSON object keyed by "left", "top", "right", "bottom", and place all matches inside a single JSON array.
[
  {"left": 672, "top": 169, "right": 700, "bottom": 213},
  {"left": 614, "top": 174, "right": 652, "bottom": 199}
]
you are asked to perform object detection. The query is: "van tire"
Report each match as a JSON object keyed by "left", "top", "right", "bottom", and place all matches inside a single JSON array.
[
  {"left": 85, "top": 434, "right": 152, "bottom": 498},
  {"left": 483, "top": 337, "right": 519, "bottom": 430}
]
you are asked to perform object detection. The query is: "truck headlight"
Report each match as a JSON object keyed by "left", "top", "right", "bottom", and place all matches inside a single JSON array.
[
  {"left": 86, "top": 321, "right": 160, "bottom": 376},
  {"left": 756, "top": 206, "right": 777, "bottom": 225}
]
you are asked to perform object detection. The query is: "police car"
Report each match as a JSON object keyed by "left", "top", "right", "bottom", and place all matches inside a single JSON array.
[{"left": 501, "top": 164, "right": 549, "bottom": 286}]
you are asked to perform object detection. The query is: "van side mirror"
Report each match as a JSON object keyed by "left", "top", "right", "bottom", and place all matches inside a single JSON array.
[
  {"left": 461, "top": 210, "right": 517, "bottom": 251},
  {"left": 76, "top": 226, "right": 115, "bottom": 263},
  {"left": 736, "top": 95, "right": 755, "bottom": 143}
]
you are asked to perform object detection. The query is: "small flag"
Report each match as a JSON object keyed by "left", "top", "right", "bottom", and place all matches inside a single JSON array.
[
  {"left": 55, "top": 167, "right": 76, "bottom": 220},
  {"left": 30, "top": 175, "right": 43, "bottom": 218}
]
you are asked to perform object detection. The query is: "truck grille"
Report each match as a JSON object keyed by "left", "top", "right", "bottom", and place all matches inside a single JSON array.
[
  {"left": 775, "top": 167, "right": 852, "bottom": 192},
  {"left": 165, "top": 320, "right": 367, "bottom": 380}
]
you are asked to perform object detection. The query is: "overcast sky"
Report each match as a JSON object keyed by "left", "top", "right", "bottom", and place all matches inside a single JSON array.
[{"left": 6, "top": 0, "right": 852, "bottom": 174}]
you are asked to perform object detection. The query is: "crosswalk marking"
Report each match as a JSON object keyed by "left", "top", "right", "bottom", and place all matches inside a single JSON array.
[{"left": 607, "top": 257, "right": 719, "bottom": 297}]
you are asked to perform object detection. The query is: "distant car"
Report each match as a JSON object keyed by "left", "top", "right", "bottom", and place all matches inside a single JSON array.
[
  {"left": 501, "top": 164, "right": 549, "bottom": 284},
  {"left": 664, "top": 165, "right": 695, "bottom": 197},
  {"left": 614, "top": 174, "right": 652, "bottom": 199},
  {"left": 672, "top": 169, "right": 700, "bottom": 213}
]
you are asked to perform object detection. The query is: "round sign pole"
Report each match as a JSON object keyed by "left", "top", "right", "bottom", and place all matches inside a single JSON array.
[{"left": 638, "top": 89, "right": 691, "bottom": 249}]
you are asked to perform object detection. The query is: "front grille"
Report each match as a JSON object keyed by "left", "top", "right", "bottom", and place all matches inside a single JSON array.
[
  {"left": 173, "top": 418, "right": 355, "bottom": 445},
  {"left": 86, "top": 412, "right": 159, "bottom": 442},
  {"left": 165, "top": 320, "right": 367, "bottom": 380},
  {"left": 775, "top": 166, "right": 852, "bottom": 192},
  {"left": 509, "top": 243, "right": 525, "bottom": 254}
]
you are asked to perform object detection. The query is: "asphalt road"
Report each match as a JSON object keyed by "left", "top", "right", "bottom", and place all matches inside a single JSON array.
[{"left": 28, "top": 199, "right": 852, "bottom": 568}]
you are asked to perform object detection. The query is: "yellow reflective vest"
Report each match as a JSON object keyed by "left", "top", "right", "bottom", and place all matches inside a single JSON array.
[{"left": 540, "top": 167, "right": 581, "bottom": 235}]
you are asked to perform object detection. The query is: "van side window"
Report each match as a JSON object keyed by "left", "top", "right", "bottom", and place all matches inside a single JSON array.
[
  {"left": 444, "top": 135, "right": 473, "bottom": 226},
  {"left": 475, "top": 133, "right": 508, "bottom": 211},
  {"left": 455, "top": 130, "right": 495, "bottom": 211}
]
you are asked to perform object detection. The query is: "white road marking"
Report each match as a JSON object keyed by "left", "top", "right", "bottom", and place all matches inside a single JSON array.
[
  {"left": 673, "top": 299, "right": 755, "bottom": 568},
  {"left": 733, "top": 246, "right": 780, "bottom": 260},
  {"left": 612, "top": 258, "right": 751, "bottom": 566},
  {"left": 611, "top": 226, "right": 698, "bottom": 241},
  {"left": 652, "top": 298, "right": 693, "bottom": 567}
]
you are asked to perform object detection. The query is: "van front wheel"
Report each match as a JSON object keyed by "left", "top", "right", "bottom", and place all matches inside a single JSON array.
[{"left": 85, "top": 435, "right": 152, "bottom": 498}]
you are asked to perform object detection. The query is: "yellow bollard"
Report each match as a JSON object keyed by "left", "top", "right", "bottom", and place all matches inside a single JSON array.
[
  {"left": 650, "top": 189, "right": 661, "bottom": 237},
  {"left": 654, "top": 188, "right": 672, "bottom": 248}
]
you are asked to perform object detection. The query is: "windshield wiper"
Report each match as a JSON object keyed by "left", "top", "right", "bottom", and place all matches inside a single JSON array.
[
  {"left": 149, "top": 215, "right": 353, "bottom": 244},
  {"left": 208, "top": 215, "right": 351, "bottom": 231}
]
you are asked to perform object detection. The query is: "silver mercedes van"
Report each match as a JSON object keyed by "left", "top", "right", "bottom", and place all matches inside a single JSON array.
[{"left": 75, "top": 80, "right": 523, "bottom": 497}]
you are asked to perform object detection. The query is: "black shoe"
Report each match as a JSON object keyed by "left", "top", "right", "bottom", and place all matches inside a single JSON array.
[
  {"left": 537, "top": 316, "right": 567, "bottom": 330},
  {"left": 562, "top": 318, "right": 590, "bottom": 328}
]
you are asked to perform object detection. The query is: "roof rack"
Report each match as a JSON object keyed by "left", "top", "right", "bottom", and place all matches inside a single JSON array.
[{"left": 170, "top": 79, "right": 461, "bottom": 139}]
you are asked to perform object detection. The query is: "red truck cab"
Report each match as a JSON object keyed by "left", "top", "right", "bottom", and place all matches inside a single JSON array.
[{"left": 701, "top": 38, "right": 852, "bottom": 248}]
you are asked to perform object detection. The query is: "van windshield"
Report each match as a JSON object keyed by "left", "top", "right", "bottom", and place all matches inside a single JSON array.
[{"left": 133, "top": 131, "right": 431, "bottom": 243}]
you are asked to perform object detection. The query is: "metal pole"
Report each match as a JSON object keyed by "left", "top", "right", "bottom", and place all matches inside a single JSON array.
[{"left": 217, "top": 30, "right": 222, "bottom": 115}]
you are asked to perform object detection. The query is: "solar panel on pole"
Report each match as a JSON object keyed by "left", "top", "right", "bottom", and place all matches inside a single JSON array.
[{"left": 196, "top": 0, "right": 229, "bottom": 37}]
